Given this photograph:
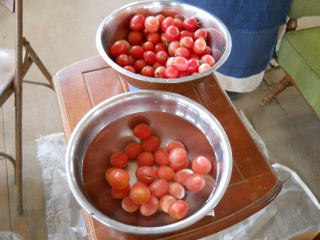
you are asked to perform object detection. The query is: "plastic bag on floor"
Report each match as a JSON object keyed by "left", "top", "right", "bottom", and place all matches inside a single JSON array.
[
  {"left": 0, "top": 232, "right": 23, "bottom": 240},
  {"left": 36, "top": 133, "right": 88, "bottom": 240},
  {"left": 201, "top": 164, "right": 320, "bottom": 240}
]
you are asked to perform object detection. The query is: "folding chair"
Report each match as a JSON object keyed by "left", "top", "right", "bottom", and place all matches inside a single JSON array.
[{"left": 0, "top": 0, "right": 53, "bottom": 214}]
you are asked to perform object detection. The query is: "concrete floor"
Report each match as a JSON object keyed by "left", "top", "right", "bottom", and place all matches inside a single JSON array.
[{"left": 0, "top": 1, "right": 319, "bottom": 239}]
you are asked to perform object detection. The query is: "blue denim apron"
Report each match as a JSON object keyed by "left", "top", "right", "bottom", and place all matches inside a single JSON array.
[{"left": 176, "top": 0, "right": 291, "bottom": 79}]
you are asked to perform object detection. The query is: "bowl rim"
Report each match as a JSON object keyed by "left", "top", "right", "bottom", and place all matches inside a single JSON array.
[
  {"left": 66, "top": 90, "right": 233, "bottom": 235},
  {"left": 96, "top": 0, "right": 232, "bottom": 84}
]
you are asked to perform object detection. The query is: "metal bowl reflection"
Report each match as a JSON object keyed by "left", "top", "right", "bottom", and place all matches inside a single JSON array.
[
  {"left": 65, "top": 90, "right": 232, "bottom": 235},
  {"left": 96, "top": 0, "right": 231, "bottom": 93}
]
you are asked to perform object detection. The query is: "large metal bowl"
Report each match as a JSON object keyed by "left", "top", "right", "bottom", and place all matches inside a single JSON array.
[
  {"left": 96, "top": 0, "right": 231, "bottom": 93},
  {"left": 65, "top": 90, "right": 232, "bottom": 235}
]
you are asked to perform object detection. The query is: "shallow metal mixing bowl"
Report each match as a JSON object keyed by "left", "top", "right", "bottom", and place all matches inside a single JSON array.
[
  {"left": 96, "top": 0, "right": 231, "bottom": 93},
  {"left": 65, "top": 90, "right": 232, "bottom": 235}
]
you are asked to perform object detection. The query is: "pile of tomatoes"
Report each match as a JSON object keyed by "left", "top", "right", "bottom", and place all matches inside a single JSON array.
[
  {"left": 109, "top": 13, "right": 221, "bottom": 79},
  {"left": 105, "top": 123, "right": 214, "bottom": 220}
]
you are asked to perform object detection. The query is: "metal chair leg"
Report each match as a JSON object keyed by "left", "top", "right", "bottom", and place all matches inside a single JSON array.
[
  {"left": 15, "top": 88, "right": 23, "bottom": 215},
  {"left": 15, "top": 0, "right": 23, "bottom": 214}
]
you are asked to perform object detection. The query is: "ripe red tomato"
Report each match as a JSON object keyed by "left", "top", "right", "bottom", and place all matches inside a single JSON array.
[
  {"left": 110, "top": 40, "right": 130, "bottom": 56},
  {"left": 154, "top": 66, "right": 166, "bottom": 78},
  {"left": 143, "top": 51, "right": 156, "bottom": 65},
  {"left": 172, "top": 56, "right": 189, "bottom": 71},
  {"left": 130, "top": 14, "right": 145, "bottom": 31},
  {"left": 155, "top": 50, "right": 168, "bottom": 64},
  {"left": 141, "top": 65, "right": 155, "bottom": 77},
  {"left": 183, "top": 18, "right": 197, "bottom": 31},
  {"left": 168, "top": 41, "right": 180, "bottom": 56},
  {"left": 193, "top": 28, "right": 208, "bottom": 40},
  {"left": 115, "top": 54, "right": 130, "bottom": 67},
  {"left": 160, "top": 16, "right": 174, "bottom": 32},
  {"left": 193, "top": 38, "right": 207, "bottom": 55},
  {"left": 130, "top": 45, "right": 144, "bottom": 59},
  {"left": 128, "top": 31, "right": 143, "bottom": 45},
  {"left": 164, "top": 66, "right": 179, "bottom": 78},
  {"left": 133, "top": 59, "right": 148, "bottom": 73},
  {"left": 201, "top": 54, "right": 216, "bottom": 66},
  {"left": 109, "top": 12, "right": 222, "bottom": 80},
  {"left": 146, "top": 32, "right": 160, "bottom": 44},
  {"left": 187, "top": 58, "right": 200, "bottom": 73},
  {"left": 142, "top": 41, "right": 155, "bottom": 51},
  {"left": 165, "top": 26, "right": 180, "bottom": 41},
  {"left": 174, "top": 47, "right": 190, "bottom": 59}
]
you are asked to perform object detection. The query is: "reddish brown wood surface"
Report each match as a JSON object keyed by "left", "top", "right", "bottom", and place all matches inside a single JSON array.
[{"left": 53, "top": 55, "right": 281, "bottom": 240}]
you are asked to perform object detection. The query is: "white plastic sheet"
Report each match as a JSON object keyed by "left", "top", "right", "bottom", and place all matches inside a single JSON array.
[
  {"left": 36, "top": 133, "right": 88, "bottom": 240},
  {"left": 34, "top": 132, "right": 320, "bottom": 240},
  {"left": 201, "top": 164, "right": 320, "bottom": 240}
]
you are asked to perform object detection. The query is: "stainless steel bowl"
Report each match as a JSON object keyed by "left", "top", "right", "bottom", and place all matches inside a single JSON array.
[
  {"left": 96, "top": 0, "right": 231, "bottom": 93},
  {"left": 66, "top": 90, "right": 232, "bottom": 235}
]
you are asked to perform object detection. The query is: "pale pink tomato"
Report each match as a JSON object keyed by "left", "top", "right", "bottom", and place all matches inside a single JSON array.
[
  {"left": 130, "top": 182, "right": 151, "bottom": 205},
  {"left": 133, "top": 123, "right": 152, "bottom": 139},
  {"left": 186, "top": 173, "right": 206, "bottom": 192},
  {"left": 140, "top": 195, "right": 159, "bottom": 216},
  {"left": 141, "top": 135, "right": 160, "bottom": 152},
  {"left": 174, "top": 168, "right": 194, "bottom": 185},
  {"left": 144, "top": 16, "right": 160, "bottom": 33},
  {"left": 169, "top": 182, "right": 185, "bottom": 199},
  {"left": 169, "top": 147, "right": 188, "bottom": 166},
  {"left": 122, "top": 196, "right": 140, "bottom": 213},
  {"left": 137, "top": 151, "right": 154, "bottom": 166},
  {"left": 111, "top": 184, "right": 131, "bottom": 199},
  {"left": 172, "top": 57, "right": 189, "bottom": 72},
  {"left": 149, "top": 179, "right": 169, "bottom": 198},
  {"left": 168, "top": 200, "right": 189, "bottom": 220},
  {"left": 106, "top": 168, "right": 130, "bottom": 190},
  {"left": 135, "top": 166, "right": 157, "bottom": 184},
  {"left": 156, "top": 165, "right": 175, "bottom": 181},
  {"left": 170, "top": 159, "right": 189, "bottom": 171},
  {"left": 192, "top": 155, "right": 212, "bottom": 174},
  {"left": 198, "top": 63, "right": 211, "bottom": 73},
  {"left": 159, "top": 195, "right": 176, "bottom": 213},
  {"left": 110, "top": 152, "right": 129, "bottom": 168},
  {"left": 124, "top": 142, "right": 142, "bottom": 159},
  {"left": 201, "top": 54, "right": 216, "bottom": 66},
  {"left": 154, "top": 148, "right": 170, "bottom": 166},
  {"left": 167, "top": 140, "right": 186, "bottom": 152}
]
